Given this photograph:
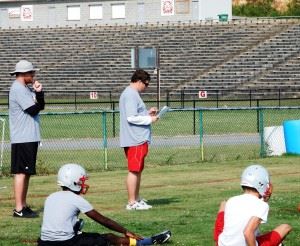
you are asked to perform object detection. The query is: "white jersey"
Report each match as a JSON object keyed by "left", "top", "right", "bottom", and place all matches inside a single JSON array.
[
  {"left": 119, "top": 86, "right": 151, "bottom": 147},
  {"left": 218, "top": 193, "right": 269, "bottom": 246},
  {"left": 40, "top": 190, "right": 93, "bottom": 241}
]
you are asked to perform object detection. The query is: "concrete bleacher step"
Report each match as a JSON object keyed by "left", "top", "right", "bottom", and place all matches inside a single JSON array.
[{"left": 0, "top": 20, "right": 299, "bottom": 98}]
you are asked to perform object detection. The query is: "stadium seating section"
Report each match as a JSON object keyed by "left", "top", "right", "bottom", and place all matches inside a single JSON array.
[{"left": 0, "top": 19, "right": 299, "bottom": 99}]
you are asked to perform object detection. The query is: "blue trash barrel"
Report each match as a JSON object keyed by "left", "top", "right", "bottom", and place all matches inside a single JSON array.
[{"left": 283, "top": 119, "right": 300, "bottom": 155}]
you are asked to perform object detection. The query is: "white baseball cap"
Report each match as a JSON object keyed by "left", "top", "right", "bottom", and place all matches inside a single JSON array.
[{"left": 10, "top": 60, "right": 40, "bottom": 75}]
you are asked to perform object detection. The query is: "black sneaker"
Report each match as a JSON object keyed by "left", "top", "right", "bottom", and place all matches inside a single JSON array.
[
  {"left": 13, "top": 206, "right": 38, "bottom": 218},
  {"left": 151, "top": 230, "right": 171, "bottom": 244},
  {"left": 24, "top": 206, "right": 39, "bottom": 217}
]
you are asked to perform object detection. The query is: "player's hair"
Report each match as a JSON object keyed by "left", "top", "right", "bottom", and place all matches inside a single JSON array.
[
  {"left": 131, "top": 69, "right": 151, "bottom": 83},
  {"left": 241, "top": 186, "right": 259, "bottom": 195},
  {"left": 15, "top": 71, "right": 35, "bottom": 77},
  {"left": 15, "top": 72, "right": 22, "bottom": 77}
]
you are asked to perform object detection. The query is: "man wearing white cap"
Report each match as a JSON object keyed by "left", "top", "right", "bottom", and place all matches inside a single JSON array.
[{"left": 9, "top": 60, "right": 45, "bottom": 218}]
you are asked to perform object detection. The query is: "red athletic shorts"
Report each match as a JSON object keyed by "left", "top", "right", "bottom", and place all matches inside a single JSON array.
[
  {"left": 124, "top": 142, "right": 148, "bottom": 172},
  {"left": 213, "top": 211, "right": 283, "bottom": 246},
  {"left": 256, "top": 231, "right": 282, "bottom": 246},
  {"left": 213, "top": 211, "right": 224, "bottom": 244}
]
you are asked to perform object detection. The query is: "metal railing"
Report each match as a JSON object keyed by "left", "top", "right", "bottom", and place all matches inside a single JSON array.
[{"left": 1, "top": 88, "right": 299, "bottom": 112}]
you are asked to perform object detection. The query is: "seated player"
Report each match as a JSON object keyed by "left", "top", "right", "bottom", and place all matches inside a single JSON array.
[
  {"left": 214, "top": 164, "right": 292, "bottom": 246},
  {"left": 38, "top": 163, "right": 171, "bottom": 246}
]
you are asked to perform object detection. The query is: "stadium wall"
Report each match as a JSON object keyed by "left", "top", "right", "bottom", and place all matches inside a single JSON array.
[{"left": 0, "top": 0, "right": 232, "bottom": 29}]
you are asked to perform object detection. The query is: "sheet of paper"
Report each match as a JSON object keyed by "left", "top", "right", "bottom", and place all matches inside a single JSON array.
[{"left": 157, "top": 106, "right": 169, "bottom": 118}]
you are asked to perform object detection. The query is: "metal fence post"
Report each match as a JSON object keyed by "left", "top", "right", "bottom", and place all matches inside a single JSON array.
[
  {"left": 112, "top": 103, "right": 116, "bottom": 138},
  {"left": 259, "top": 109, "right": 265, "bottom": 158},
  {"left": 193, "top": 100, "right": 196, "bottom": 135},
  {"left": 256, "top": 100, "right": 260, "bottom": 133},
  {"left": 109, "top": 91, "right": 112, "bottom": 108},
  {"left": 166, "top": 90, "right": 169, "bottom": 107},
  {"left": 102, "top": 112, "right": 108, "bottom": 169},
  {"left": 0, "top": 117, "right": 6, "bottom": 174},
  {"left": 7, "top": 91, "right": 9, "bottom": 109},
  {"left": 199, "top": 110, "right": 204, "bottom": 161},
  {"left": 75, "top": 91, "right": 77, "bottom": 111}
]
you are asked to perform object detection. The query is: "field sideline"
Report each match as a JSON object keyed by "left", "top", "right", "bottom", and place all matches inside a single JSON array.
[{"left": 0, "top": 157, "right": 299, "bottom": 245}]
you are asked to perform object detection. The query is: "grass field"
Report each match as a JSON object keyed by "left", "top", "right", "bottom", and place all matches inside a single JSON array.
[
  {"left": 1, "top": 108, "right": 299, "bottom": 140},
  {"left": 0, "top": 144, "right": 261, "bottom": 175},
  {"left": 1, "top": 106, "right": 299, "bottom": 175},
  {"left": 0, "top": 156, "right": 299, "bottom": 245}
]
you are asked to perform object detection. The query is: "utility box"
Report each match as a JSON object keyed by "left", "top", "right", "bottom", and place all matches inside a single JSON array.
[{"left": 218, "top": 14, "right": 229, "bottom": 22}]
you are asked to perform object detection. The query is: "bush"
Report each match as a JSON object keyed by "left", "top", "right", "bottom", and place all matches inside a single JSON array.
[
  {"left": 233, "top": 0, "right": 300, "bottom": 17},
  {"left": 286, "top": 0, "right": 300, "bottom": 16}
]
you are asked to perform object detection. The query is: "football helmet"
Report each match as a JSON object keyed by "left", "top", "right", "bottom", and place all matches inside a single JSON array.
[
  {"left": 240, "top": 164, "right": 270, "bottom": 197},
  {"left": 57, "top": 163, "right": 89, "bottom": 194}
]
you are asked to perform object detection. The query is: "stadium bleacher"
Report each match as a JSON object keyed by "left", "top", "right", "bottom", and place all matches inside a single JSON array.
[{"left": 0, "top": 19, "right": 299, "bottom": 99}]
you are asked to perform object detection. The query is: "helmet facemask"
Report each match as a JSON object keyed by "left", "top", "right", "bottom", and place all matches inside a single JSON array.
[{"left": 78, "top": 176, "right": 89, "bottom": 194}]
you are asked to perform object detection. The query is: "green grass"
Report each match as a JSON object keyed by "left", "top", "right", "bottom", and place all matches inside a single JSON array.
[
  {"left": 40, "top": 108, "right": 300, "bottom": 136},
  {"left": 0, "top": 157, "right": 299, "bottom": 245},
  {"left": 0, "top": 145, "right": 261, "bottom": 175},
  {"left": 1, "top": 108, "right": 299, "bottom": 175},
  {"left": 1, "top": 108, "right": 299, "bottom": 139}
]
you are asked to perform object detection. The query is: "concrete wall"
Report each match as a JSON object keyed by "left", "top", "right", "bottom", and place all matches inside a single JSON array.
[
  {"left": 0, "top": 0, "right": 231, "bottom": 29},
  {"left": 199, "top": 0, "right": 232, "bottom": 21}
]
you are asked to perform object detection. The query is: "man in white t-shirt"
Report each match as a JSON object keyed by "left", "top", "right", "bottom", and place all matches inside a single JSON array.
[
  {"left": 214, "top": 164, "right": 292, "bottom": 246},
  {"left": 38, "top": 163, "right": 171, "bottom": 246},
  {"left": 9, "top": 60, "right": 45, "bottom": 218},
  {"left": 119, "top": 69, "right": 159, "bottom": 210}
]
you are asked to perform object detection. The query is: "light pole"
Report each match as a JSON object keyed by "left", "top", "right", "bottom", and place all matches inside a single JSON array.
[{"left": 156, "top": 48, "right": 160, "bottom": 109}]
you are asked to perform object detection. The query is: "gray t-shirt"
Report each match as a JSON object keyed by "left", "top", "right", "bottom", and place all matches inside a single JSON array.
[
  {"left": 119, "top": 86, "right": 151, "bottom": 147},
  {"left": 41, "top": 190, "right": 93, "bottom": 241},
  {"left": 9, "top": 80, "right": 41, "bottom": 143}
]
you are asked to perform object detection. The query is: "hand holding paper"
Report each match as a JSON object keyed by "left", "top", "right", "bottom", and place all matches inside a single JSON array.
[{"left": 149, "top": 107, "right": 158, "bottom": 116}]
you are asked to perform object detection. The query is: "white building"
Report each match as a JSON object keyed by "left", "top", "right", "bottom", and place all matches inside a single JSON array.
[{"left": 0, "top": 0, "right": 232, "bottom": 29}]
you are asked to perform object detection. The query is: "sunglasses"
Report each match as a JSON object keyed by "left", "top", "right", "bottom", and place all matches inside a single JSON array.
[{"left": 142, "top": 81, "right": 149, "bottom": 87}]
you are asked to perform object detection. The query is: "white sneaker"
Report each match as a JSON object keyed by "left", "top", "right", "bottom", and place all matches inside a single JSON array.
[
  {"left": 126, "top": 201, "right": 149, "bottom": 210},
  {"left": 138, "top": 198, "right": 153, "bottom": 209}
]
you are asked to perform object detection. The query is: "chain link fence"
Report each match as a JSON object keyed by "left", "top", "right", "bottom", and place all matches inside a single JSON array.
[{"left": 0, "top": 107, "right": 299, "bottom": 175}]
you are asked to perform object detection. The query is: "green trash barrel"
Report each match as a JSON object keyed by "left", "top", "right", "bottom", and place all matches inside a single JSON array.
[{"left": 218, "top": 14, "right": 228, "bottom": 22}]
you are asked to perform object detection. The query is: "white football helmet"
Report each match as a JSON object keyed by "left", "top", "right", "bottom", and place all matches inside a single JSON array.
[
  {"left": 57, "top": 163, "right": 89, "bottom": 193},
  {"left": 240, "top": 164, "right": 270, "bottom": 197}
]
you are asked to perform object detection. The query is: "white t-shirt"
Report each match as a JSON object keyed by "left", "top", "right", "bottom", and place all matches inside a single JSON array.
[
  {"left": 218, "top": 193, "right": 269, "bottom": 246},
  {"left": 119, "top": 86, "right": 151, "bottom": 147},
  {"left": 9, "top": 80, "right": 41, "bottom": 143},
  {"left": 40, "top": 190, "right": 93, "bottom": 241}
]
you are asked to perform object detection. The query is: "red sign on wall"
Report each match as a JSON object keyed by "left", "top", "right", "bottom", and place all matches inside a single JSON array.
[
  {"left": 89, "top": 92, "right": 98, "bottom": 100},
  {"left": 198, "top": 90, "right": 208, "bottom": 99}
]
